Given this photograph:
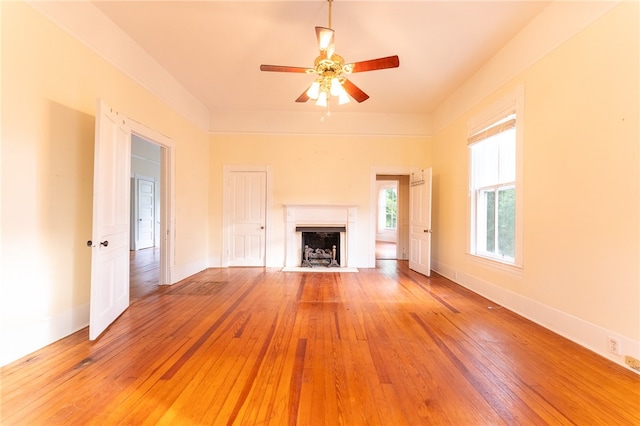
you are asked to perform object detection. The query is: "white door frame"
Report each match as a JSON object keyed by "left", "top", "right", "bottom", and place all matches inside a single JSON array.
[
  {"left": 222, "top": 165, "right": 273, "bottom": 267},
  {"left": 128, "top": 120, "right": 175, "bottom": 285},
  {"left": 369, "top": 166, "right": 418, "bottom": 267}
]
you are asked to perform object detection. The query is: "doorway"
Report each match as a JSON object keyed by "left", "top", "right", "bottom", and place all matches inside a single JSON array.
[
  {"left": 374, "top": 174, "right": 410, "bottom": 262},
  {"left": 370, "top": 168, "right": 431, "bottom": 274},
  {"left": 128, "top": 119, "right": 175, "bottom": 291},
  {"left": 130, "top": 135, "right": 161, "bottom": 301},
  {"left": 90, "top": 100, "right": 175, "bottom": 339}
]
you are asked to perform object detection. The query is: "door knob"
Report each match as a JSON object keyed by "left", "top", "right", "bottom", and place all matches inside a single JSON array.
[
  {"left": 87, "top": 240, "right": 93, "bottom": 247},
  {"left": 260, "top": 226, "right": 265, "bottom": 229},
  {"left": 100, "top": 240, "right": 109, "bottom": 247}
]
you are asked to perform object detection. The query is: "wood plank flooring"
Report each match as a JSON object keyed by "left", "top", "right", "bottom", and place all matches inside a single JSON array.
[
  {"left": 1, "top": 261, "right": 639, "bottom": 425},
  {"left": 375, "top": 241, "right": 396, "bottom": 260},
  {"left": 130, "top": 247, "right": 160, "bottom": 302}
]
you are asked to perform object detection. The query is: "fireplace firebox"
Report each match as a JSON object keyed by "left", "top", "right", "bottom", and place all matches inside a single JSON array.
[{"left": 296, "top": 226, "right": 346, "bottom": 267}]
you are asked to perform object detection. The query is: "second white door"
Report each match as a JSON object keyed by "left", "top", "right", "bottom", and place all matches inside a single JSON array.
[
  {"left": 228, "top": 171, "right": 266, "bottom": 266},
  {"left": 135, "top": 177, "right": 155, "bottom": 250}
]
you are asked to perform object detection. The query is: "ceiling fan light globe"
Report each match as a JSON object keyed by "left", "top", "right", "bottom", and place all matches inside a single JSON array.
[
  {"left": 316, "top": 91, "right": 328, "bottom": 107},
  {"left": 307, "top": 81, "right": 321, "bottom": 99},
  {"left": 330, "top": 78, "right": 342, "bottom": 96},
  {"left": 316, "top": 27, "right": 335, "bottom": 51},
  {"left": 338, "top": 90, "right": 350, "bottom": 105}
]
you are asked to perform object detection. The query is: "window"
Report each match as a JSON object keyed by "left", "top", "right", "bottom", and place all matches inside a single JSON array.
[
  {"left": 468, "top": 87, "right": 523, "bottom": 267},
  {"left": 377, "top": 185, "right": 398, "bottom": 231},
  {"left": 384, "top": 188, "right": 398, "bottom": 229},
  {"left": 470, "top": 116, "right": 516, "bottom": 262}
]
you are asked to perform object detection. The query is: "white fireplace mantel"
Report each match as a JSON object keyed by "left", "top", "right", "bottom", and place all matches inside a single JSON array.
[{"left": 284, "top": 204, "right": 357, "bottom": 268}]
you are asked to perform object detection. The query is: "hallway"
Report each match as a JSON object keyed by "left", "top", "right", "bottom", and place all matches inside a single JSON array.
[{"left": 130, "top": 247, "right": 159, "bottom": 302}]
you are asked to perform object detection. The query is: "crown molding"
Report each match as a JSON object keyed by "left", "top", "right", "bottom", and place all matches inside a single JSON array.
[
  {"left": 27, "top": 0, "right": 210, "bottom": 131},
  {"left": 432, "top": 0, "right": 621, "bottom": 134}
]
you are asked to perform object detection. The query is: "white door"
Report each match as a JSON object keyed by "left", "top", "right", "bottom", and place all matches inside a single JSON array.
[
  {"left": 135, "top": 177, "right": 155, "bottom": 249},
  {"left": 409, "top": 168, "right": 432, "bottom": 276},
  {"left": 228, "top": 171, "right": 266, "bottom": 266},
  {"left": 89, "top": 99, "right": 131, "bottom": 340}
]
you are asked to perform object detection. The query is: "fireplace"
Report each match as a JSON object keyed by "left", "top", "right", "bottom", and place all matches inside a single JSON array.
[
  {"left": 297, "top": 226, "right": 346, "bottom": 267},
  {"left": 284, "top": 204, "right": 357, "bottom": 268}
]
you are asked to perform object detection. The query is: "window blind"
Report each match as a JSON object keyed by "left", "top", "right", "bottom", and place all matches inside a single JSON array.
[{"left": 467, "top": 117, "right": 516, "bottom": 146}]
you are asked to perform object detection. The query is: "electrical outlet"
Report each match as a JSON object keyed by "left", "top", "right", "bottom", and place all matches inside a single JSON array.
[
  {"left": 625, "top": 356, "right": 640, "bottom": 370},
  {"left": 608, "top": 336, "right": 621, "bottom": 355}
]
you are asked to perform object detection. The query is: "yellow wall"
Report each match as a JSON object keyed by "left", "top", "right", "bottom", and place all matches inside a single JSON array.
[
  {"left": 1, "top": 2, "right": 209, "bottom": 364},
  {"left": 209, "top": 133, "right": 429, "bottom": 266},
  {"left": 2, "top": 0, "right": 638, "bottom": 369},
  {"left": 432, "top": 2, "right": 639, "bottom": 346}
]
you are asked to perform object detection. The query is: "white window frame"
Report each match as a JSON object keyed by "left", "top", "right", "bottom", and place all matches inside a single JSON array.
[{"left": 467, "top": 85, "right": 524, "bottom": 269}]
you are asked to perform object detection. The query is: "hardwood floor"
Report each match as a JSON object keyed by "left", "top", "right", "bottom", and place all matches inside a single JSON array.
[
  {"left": 375, "top": 241, "right": 396, "bottom": 260},
  {"left": 130, "top": 247, "right": 160, "bottom": 302},
  {"left": 1, "top": 261, "right": 638, "bottom": 425}
]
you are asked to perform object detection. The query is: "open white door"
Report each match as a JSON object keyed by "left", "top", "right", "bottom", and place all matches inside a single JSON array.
[
  {"left": 409, "top": 168, "right": 432, "bottom": 276},
  {"left": 89, "top": 99, "right": 131, "bottom": 340}
]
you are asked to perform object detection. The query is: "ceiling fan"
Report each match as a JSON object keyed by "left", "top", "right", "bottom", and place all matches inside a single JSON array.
[{"left": 259, "top": 0, "right": 399, "bottom": 107}]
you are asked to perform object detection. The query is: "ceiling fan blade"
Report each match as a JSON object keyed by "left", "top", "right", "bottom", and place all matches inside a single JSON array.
[
  {"left": 349, "top": 55, "right": 400, "bottom": 73},
  {"left": 315, "top": 26, "right": 335, "bottom": 54},
  {"left": 296, "top": 88, "right": 310, "bottom": 103},
  {"left": 342, "top": 79, "right": 369, "bottom": 103},
  {"left": 260, "top": 64, "right": 310, "bottom": 73}
]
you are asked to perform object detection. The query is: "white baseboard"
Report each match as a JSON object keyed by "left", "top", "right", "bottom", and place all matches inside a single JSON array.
[
  {"left": 432, "top": 259, "right": 640, "bottom": 374},
  {"left": 0, "top": 303, "right": 89, "bottom": 367},
  {"left": 169, "top": 259, "right": 209, "bottom": 285}
]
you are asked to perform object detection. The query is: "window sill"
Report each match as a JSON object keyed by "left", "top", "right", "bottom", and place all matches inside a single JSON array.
[{"left": 466, "top": 252, "right": 523, "bottom": 276}]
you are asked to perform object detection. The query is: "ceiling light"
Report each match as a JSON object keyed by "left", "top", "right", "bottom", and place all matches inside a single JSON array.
[
  {"left": 338, "top": 88, "right": 350, "bottom": 105},
  {"left": 330, "top": 78, "right": 342, "bottom": 96},
  {"left": 306, "top": 81, "right": 321, "bottom": 99},
  {"left": 316, "top": 91, "right": 328, "bottom": 107}
]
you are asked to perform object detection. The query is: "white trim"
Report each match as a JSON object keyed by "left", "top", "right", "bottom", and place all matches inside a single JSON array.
[
  {"left": 467, "top": 85, "right": 524, "bottom": 268},
  {"left": 210, "top": 110, "right": 432, "bottom": 137},
  {"left": 128, "top": 118, "right": 176, "bottom": 285},
  {"left": 284, "top": 204, "right": 358, "bottom": 268},
  {"left": 434, "top": 1, "right": 620, "bottom": 134},
  {"left": 171, "top": 260, "right": 208, "bottom": 285},
  {"left": 0, "top": 304, "right": 89, "bottom": 367},
  {"left": 370, "top": 166, "right": 419, "bottom": 267},
  {"left": 432, "top": 260, "right": 640, "bottom": 375},
  {"left": 27, "top": 1, "right": 209, "bottom": 131},
  {"left": 468, "top": 85, "right": 525, "bottom": 135}
]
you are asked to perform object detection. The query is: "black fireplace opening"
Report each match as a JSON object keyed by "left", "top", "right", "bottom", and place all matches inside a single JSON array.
[{"left": 296, "top": 226, "right": 346, "bottom": 267}]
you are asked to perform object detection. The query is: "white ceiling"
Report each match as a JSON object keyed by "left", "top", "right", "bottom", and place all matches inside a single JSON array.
[{"left": 89, "top": 0, "right": 551, "bottom": 119}]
